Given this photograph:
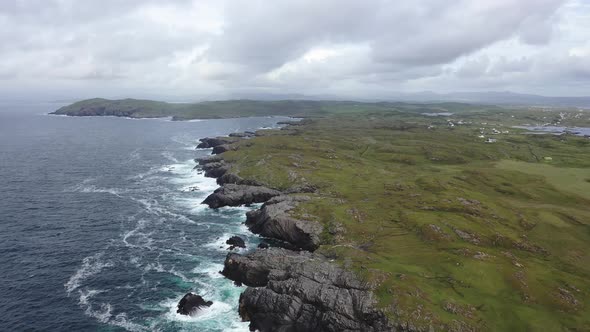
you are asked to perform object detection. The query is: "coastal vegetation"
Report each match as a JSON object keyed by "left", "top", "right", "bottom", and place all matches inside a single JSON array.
[
  {"left": 56, "top": 100, "right": 590, "bottom": 330},
  {"left": 215, "top": 106, "right": 590, "bottom": 331}
]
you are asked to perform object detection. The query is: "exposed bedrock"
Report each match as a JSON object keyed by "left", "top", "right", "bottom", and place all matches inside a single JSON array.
[
  {"left": 202, "top": 184, "right": 281, "bottom": 209},
  {"left": 216, "top": 172, "right": 263, "bottom": 186},
  {"left": 195, "top": 155, "right": 224, "bottom": 165},
  {"left": 246, "top": 196, "right": 322, "bottom": 251},
  {"left": 196, "top": 137, "right": 235, "bottom": 149},
  {"left": 222, "top": 248, "right": 392, "bottom": 332},
  {"left": 200, "top": 161, "right": 229, "bottom": 178},
  {"left": 222, "top": 247, "right": 312, "bottom": 287},
  {"left": 176, "top": 293, "right": 213, "bottom": 316},
  {"left": 226, "top": 235, "right": 246, "bottom": 250},
  {"left": 194, "top": 157, "right": 262, "bottom": 186},
  {"left": 212, "top": 144, "right": 236, "bottom": 155}
]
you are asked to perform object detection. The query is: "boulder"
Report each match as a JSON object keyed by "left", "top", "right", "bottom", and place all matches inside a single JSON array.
[
  {"left": 222, "top": 248, "right": 392, "bottom": 332},
  {"left": 226, "top": 236, "right": 246, "bottom": 249},
  {"left": 246, "top": 196, "right": 322, "bottom": 251},
  {"left": 202, "top": 184, "right": 281, "bottom": 209},
  {"left": 176, "top": 293, "right": 213, "bottom": 316}
]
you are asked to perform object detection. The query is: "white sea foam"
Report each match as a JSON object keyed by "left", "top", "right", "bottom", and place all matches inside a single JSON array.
[
  {"left": 161, "top": 296, "right": 248, "bottom": 332},
  {"left": 144, "top": 262, "right": 166, "bottom": 273},
  {"left": 204, "top": 232, "right": 250, "bottom": 254},
  {"left": 122, "top": 148, "right": 142, "bottom": 165},
  {"left": 194, "top": 263, "right": 224, "bottom": 279},
  {"left": 65, "top": 253, "right": 113, "bottom": 294},
  {"left": 122, "top": 218, "right": 156, "bottom": 249},
  {"left": 68, "top": 131, "right": 269, "bottom": 331},
  {"left": 127, "top": 167, "right": 161, "bottom": 181},
  {"left": 162, "top": 151, "right": 179, "bottom": 163},
  {"left": 109, "top": 313, "right": 147, "bottom": 332},
  {"left": 79, "top": 289, "right": 147, "bottom": 332},
  {"left": 68, "top": 183, "right": 127, "bottom": 197},
  {"left": 132, "top": 197, "right": 202, "bottom": 226}
]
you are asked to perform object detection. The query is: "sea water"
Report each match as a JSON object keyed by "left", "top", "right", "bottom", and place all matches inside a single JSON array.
[{"left": 0, "top": 102, "right": 288, "bottom": 331}]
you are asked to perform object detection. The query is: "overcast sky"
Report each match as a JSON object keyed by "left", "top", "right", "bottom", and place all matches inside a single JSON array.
[{"left": 1, "top": 0, "right": 589, "bottom": 101}]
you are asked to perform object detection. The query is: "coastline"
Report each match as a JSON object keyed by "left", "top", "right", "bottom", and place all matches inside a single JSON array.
[
  {"left": 194, "top": 122, "right": 392, "bottom": 332},
  {"left": 49, "top": 102, "right": 590, "bottom": 330}
]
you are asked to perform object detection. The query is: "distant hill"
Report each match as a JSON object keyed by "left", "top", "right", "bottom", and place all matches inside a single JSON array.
[
  {"left": 388, "top": 91, "right": 590, "bottom": 108},
  {"left": 50, "top": 98, "right": 500, "bottom": 120},
  {"left": 211, "top": 91, "right": 590, "bottom": 108}
]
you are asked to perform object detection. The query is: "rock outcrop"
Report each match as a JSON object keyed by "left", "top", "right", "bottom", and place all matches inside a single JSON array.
[
  {"left": 196, "top": 137, "right": 236, "bottom": 149},
  {"left": 195, "top": 155, "right": 224, "bottom": 165},
  {"left": 246, "top": 196, "right": 323, "bottom": 251},
  {"left": 222, "top": 248, "right": 392, "bottom": 332},
  {"left": 202, "top": 184, "right": 281, "bottom": 209},
  {"left": 195, "top": 124, "right": 391, "bottom": 331},
  {"left": 216, "top": 172, "right": 262, "bottom": 186},
  {"left": 212, "top": 144, "right": 234, "bottom": 155},
  {"left": 226, "top": 236, "right": 246, "bottom": 250},
  {"left": 201, "top": 161, "right": 229, "bottom": 178},
  {"left": 176, "top": 293, "right": 213, "bottom": 316}
]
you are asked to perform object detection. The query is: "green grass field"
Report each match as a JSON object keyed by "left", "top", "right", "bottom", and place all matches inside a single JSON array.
[{"left": 220, "top": 107, "right": 590, "bottom": 331}]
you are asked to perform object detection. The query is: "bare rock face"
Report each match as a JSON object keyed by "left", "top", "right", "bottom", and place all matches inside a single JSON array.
[
  {"left": 222, "top": 248, "right": 393, "bottom": 332},
  {"left": 176, "top": 293, "right": 213, "bottom": 316},
  {"left": 216, "top": 172, "right": 263, "bottom": 186},
  {"left": 201, "top": 161, "right": 229, "bottom": 178},
  {"left": 195, "top": 155, "right": 224, "bottom": 165},
  {"left": 226, "top": 236, "right": 246, "bottom": 250},
  {"left": 196, "top": 137, "right": 235, "bottom": 149},
  {"left": 202, "top": 184, "right": 281, "bottom": 209},
  {"left": 194, "top": 157, "right": 261, "bottom": 186},
  {"left": 246, "top": 196, "right": 322, "bottom": 251},
  {"left": 222, "top": 248, "right": 312, "bottom": 287},
  {"left": 212, "top": 144, "right": 236, "bottom": 155}
]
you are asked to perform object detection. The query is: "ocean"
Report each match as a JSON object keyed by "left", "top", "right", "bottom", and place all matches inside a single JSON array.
[{"left": 0, "top": 102, "right": 287, "bottom": 331}]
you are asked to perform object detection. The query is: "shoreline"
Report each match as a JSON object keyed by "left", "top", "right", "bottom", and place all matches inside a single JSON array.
[{"left": 194, "top": 122, "right": 392, "bottom": 331}]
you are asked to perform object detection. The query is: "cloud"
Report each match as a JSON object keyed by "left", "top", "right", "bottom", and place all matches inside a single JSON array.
[{"left": 0, "top": 0, "right": 588, "bottom": 100}]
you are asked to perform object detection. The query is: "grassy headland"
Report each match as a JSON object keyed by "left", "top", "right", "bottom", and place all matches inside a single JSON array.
[
  {"left": 52, "top": 98, "right": 509, "bottom": 121},
  {"left": 56, "top": 98, "right": 590, "bottom": 330},
  {"left": 218, "top": 105, "right": 590, "bottom": 331}
]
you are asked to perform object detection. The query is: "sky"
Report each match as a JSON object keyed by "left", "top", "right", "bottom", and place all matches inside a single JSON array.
[{"left": 0, "top": 0, "right": 589, "bottom": 101}]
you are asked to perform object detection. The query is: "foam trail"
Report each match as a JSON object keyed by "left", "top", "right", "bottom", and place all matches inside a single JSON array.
[{"left": 65, "top": 253, "right": 113, "bottom": 294}]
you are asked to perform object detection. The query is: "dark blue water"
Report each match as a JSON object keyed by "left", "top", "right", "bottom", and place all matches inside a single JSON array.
[{"left": 0, "top": 103, "right": 287, "bottom": 331}]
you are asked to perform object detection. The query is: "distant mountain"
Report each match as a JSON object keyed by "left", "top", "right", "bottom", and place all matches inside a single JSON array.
[
  {"left": 391, "top": 91, "right": 590, "bottom": 108},
  {"left": 207, "top": 91, "right": 590, "bottom": 108}
]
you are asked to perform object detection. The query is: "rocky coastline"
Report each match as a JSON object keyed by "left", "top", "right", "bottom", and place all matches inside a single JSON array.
[{"left": 194, "top": 127, "right": 394, "bottom": 331}]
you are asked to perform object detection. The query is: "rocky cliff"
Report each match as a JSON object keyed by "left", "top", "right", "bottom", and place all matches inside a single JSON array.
[
  {"left": 222, "top": 248, "right": 392, "bottom": 331},
  {"left": 195, "top": 129, "right": 393, "bottom": 332}
]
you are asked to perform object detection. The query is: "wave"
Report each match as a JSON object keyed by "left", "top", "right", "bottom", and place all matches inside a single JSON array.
[{"left": 65, "top": 135, "right": 260, "bottom": 331}]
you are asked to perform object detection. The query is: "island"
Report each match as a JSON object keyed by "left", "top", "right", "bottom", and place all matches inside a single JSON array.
[{"left": 56, "top": 99, "right": 590, "bottom": 331}]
